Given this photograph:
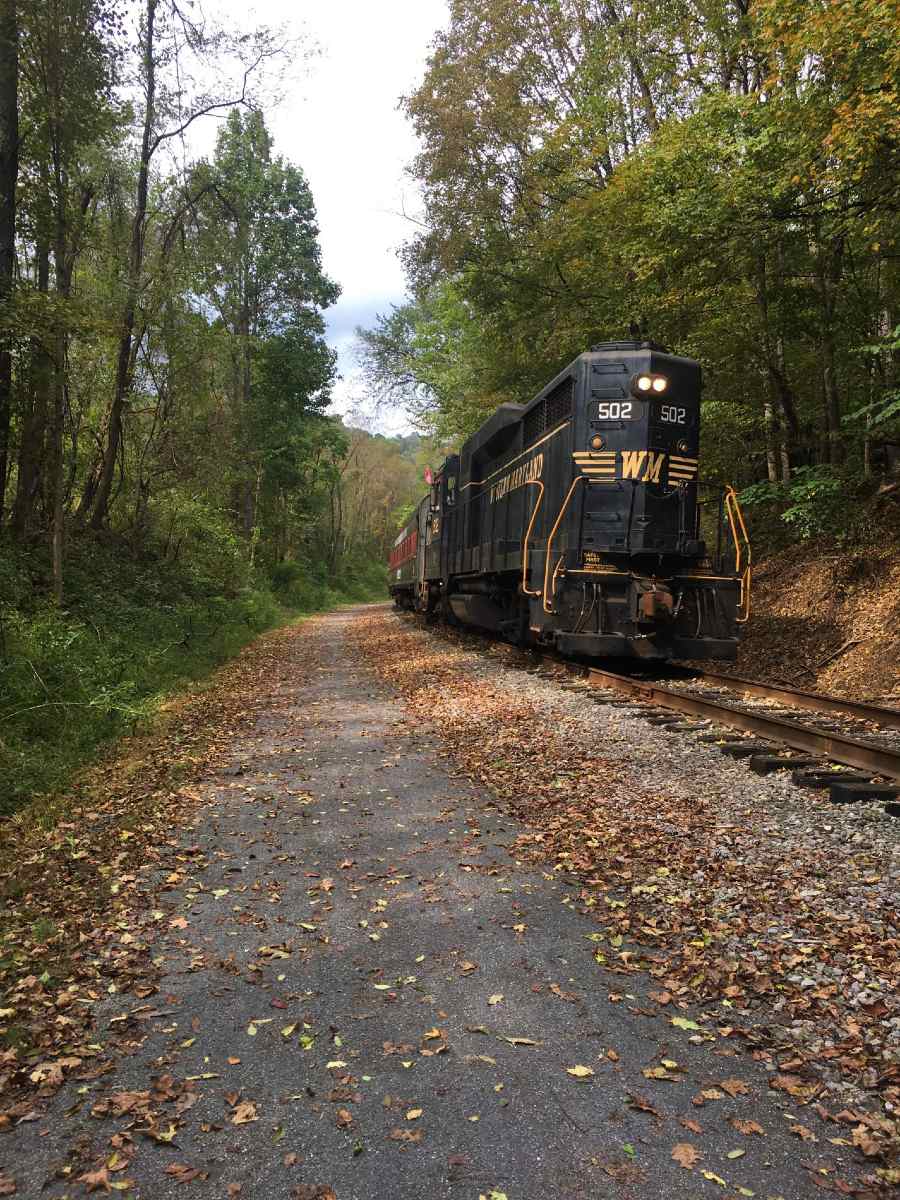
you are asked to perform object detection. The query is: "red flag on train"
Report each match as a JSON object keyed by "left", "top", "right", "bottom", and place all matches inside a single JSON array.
[{"left": 424, "top": 466, "right": 433, "bottom": 485}]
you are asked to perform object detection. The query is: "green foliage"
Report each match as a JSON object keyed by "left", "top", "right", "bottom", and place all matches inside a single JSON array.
[
  {"left": 0, "top": 530, "right": 390, "bottom": 815},
  {"left": 0, "top": 537, "right": 268, "bottom": 812},
  {"left": 359, "top": 0, "right": 900, "bottom": 550},
  {"left": 270, "top": 557, "right": 387, "bottom": 613},
  {"left": 739, "top": 467, "right": 863, "bottom": 543}
]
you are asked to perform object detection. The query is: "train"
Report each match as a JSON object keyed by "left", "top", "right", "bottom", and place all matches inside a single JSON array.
[{"left": 388, "top": 340, "right": 750, "bottom": 661}]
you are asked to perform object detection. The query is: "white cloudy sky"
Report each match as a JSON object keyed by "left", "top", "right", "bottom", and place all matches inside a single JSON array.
[{"left": 198, "top": 0, "right": 448, "bottom": 433}]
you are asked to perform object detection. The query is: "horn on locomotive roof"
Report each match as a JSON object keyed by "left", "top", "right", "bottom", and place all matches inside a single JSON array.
[{"left": 590, "top": 339, "right": 670, "bottom": 353}]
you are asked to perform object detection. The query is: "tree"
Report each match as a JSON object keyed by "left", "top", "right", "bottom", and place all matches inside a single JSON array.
[
  {"left": 85, "top": 0, "right": 282, "bottom": 530},
  {"left": 0, "top": 0, "right": 17, "bottom": 520},
  {"left": 362, "top": 0, "right": 900, "bottom": 507},
  {"left": 192, "top": 108, "right": 339, "bottom": 542}
]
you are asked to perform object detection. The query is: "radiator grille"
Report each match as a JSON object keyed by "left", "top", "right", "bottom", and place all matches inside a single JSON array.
[{"left": 523, "top": 376, "right": 573, "bottom": 447}]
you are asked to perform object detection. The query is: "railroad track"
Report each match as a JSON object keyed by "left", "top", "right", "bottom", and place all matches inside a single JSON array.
[
  {"left": 573, "top": 664, "right": 900, "bottom": 806},
  {"left": 395, "top": 610, "right": 900, "bottom": 811}
]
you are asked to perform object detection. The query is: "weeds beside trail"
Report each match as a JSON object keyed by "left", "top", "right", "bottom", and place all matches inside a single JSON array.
[
  {"left": 0, "top": 537, "right": 386, "bottom": 815},
  {"left": 353, "top": 608, "right": 900, "bottom": 1171}
]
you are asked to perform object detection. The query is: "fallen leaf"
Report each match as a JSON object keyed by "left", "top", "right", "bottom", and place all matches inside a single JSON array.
[
  {"left": 566, "top": 1065, "right": 594, "bottom": 1078},
  {"left": 731, "top": 1118, "right": 765, "bottom": 1136},
  {"left": 77, "top": 1167, "right": 112, "bottom": 1193},
  {"left": 388, "top": 1128, "right": 423, "bottom": 1143},
  {"left": 164, "top": 1163, "right": 206, "bottom": 1184},
  {"left": 671, "top": 1016, "right": 700, "bottom": 1031},
  {"left": 406, "top": 1108, "right": 422, "bottom": 1120},
  {"left": 791, "top": 1124, "right": 817, "bottom": 1143},
  {"left": 627, "top": 1093, "right": 662, "bottom": 1117},
  {"left": 231, "top": 1101, "right": 258, "bottom": 1125},
  {"left": 851, "top": 1124, "right": 882, "bottom": 1156},
  {"left": 672, "top": 1143, "right": 700, "bottom": 1170},
  {"left": 720, "top": 1078, "right": 750, "bottom": 1097},
  {"left": 701, "top": 1171, "right": 727, "bottom": 1186}
]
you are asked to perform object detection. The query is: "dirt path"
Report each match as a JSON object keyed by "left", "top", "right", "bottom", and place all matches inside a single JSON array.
[{"left": 2, "top": 608, "right": 885, "bottom": 1198}]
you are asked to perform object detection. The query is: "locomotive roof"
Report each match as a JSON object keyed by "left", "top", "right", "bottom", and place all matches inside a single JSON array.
[
  {"left": 459, "top": 402, "right": 524, "bottom": 460},
  {"left": 456, "top": 342, "right": 698, "bottom": 470}
]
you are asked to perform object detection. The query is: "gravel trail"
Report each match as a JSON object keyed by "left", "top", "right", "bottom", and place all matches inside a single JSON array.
[{"left": 2, "top": 606, "right": 894, "bottom": 1198}]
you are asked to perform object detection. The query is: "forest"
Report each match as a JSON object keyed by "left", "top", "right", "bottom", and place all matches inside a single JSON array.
[
  {"left": 359, "top": 0, "right": 900, "bottom": 545},
  {"left": 2, "top": 0, "right": 899, "bottom": 812},
  {"left": 0, "top": 1, "right": 422, "bottom": 810}
]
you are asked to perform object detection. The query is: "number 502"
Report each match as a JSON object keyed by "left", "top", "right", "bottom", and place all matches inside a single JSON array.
[{"left": 660, "top": 405, "right": 686, "bottom": 424}]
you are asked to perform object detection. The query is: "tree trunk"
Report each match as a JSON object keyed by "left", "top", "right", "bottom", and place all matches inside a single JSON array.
[
  {"left": 753, "top": 251, "right": 799, "bottom": 460},
  {"left": 50, "top": 239, "right": 72, "bottom": 605},
  {"left": 602, "top": 2, "right": 659, "bottom": 134},
  {"left": 12, "top": 236, "right": 50, "bottom": 535},
  {"left": 762, "top": 396, "right": 779, "bottom": 483},
  {"left": 89, "top": 0, "right": 157, "bottom": 529},
  {"left": 0, "top": 0, "right": 18, "bottom": 521},
  {"left": 814, "top": 235, "right": 844, "bottom": 465}
]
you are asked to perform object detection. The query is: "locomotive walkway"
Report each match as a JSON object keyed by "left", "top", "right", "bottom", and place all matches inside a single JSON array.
[{"left": 3, "top": 607, "right": 885, "bottom": 1198}]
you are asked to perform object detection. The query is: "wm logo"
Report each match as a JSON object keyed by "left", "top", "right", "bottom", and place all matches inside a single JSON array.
[{"left": 621, "top": 450, "right": 665, "bottom": 483}]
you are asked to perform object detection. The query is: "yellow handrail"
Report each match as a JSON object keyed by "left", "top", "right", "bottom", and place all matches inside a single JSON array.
[
  {"left": 521, "top": 479, "right": 545, "bottom": 597},
  {"left": 542, "top": 476, "right": 584, "bottom": 613},
  {"left": 724, "top": 485, "right": 752, "bottom": 624}
]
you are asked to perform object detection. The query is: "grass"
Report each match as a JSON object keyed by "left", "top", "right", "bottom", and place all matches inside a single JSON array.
[{"left": 0, "top": 535, "right": 387, "bottom": 815}]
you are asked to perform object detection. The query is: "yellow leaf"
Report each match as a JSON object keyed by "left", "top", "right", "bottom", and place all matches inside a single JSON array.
[
  {"left": 702, "top": 1171, "right": 727, "bottom": 1186},
  {"left": 566, "top": 1065, "right": 595, "bottom": 1078}
]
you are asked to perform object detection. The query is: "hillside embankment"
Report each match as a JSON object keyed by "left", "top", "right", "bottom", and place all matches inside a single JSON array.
[{"left": 732, "top": 544, "right": 900, "bottom": 702}]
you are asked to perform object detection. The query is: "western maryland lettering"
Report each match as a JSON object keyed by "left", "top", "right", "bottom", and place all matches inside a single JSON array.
[
  {"left": 573, "top": 451, "right": 698, "bottom": 483},
  {"left": 490, "top": 452, "right": 544, "bottom": 503}
]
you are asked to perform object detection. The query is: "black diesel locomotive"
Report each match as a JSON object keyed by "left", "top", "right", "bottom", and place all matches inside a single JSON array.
[{"left": 389, "top": 341, "right": 750, "bottom": 661}]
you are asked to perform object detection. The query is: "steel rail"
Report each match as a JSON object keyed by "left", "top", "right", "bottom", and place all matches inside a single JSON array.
[
  {"left": 692, "top": 671, "right": 900, "bottom": 731},
  {"left": 583, "top": 667, "right": 900, "bottom": 780}
]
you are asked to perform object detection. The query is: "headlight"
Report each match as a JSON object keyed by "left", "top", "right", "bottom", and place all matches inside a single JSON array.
[{"left": 630, "top": 372, "right": 669, "bottom": 397}]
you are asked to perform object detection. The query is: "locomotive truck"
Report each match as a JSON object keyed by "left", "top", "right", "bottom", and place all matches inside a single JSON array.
[{"left": 388, "top": 341, "right": 750, "bottom": 661}]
